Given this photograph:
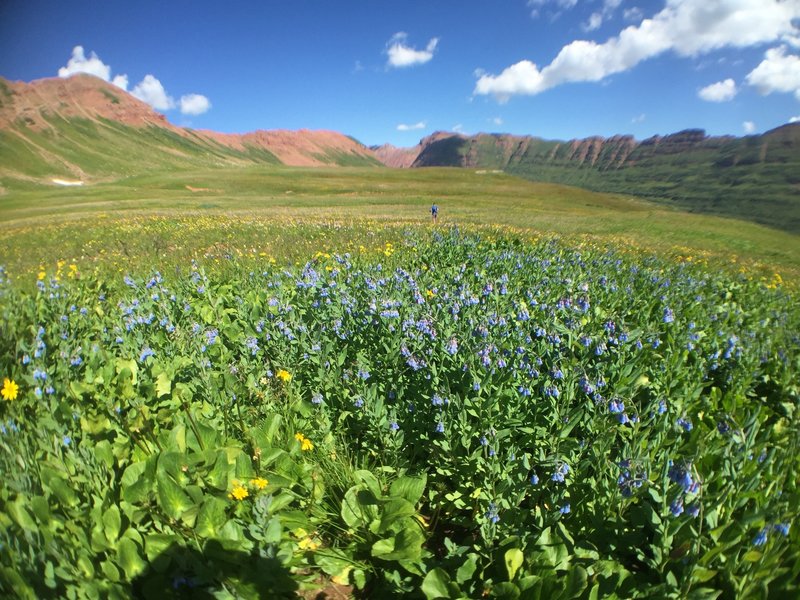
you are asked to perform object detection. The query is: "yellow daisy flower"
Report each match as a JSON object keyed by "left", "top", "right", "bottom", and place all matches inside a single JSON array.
[{"left": 1, "top": 378, "right": 19, "bottom": 401}]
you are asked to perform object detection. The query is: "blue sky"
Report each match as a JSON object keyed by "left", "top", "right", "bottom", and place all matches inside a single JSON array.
[{"left": 1, "top": 0, "right": 799, "bottom": 147}]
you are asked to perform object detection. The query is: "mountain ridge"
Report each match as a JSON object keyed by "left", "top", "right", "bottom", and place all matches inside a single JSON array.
[
  {"left": 377, "top": 126, "right": 800, "bottom": 232},
  {"left": 0, "top": 73, "right": 380, "bottom": 181}
]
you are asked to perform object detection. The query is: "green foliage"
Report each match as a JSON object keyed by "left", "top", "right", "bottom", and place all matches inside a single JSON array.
[{"left": 0, "top": 227, "right": 798, "bottom": 597}]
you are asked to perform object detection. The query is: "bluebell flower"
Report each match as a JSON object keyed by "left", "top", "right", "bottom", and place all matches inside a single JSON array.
[
  {"left": 311, "top": 392, "right": 323, "bottom": 405},
  {"left": 752, "top": 527, "right": 769, "bottom": 547},
  {"left": 560, "top": 503, "right": 571, "bottom": 514},
  {"left": 668, "top": 462, "right": 694, "bottom": 493},
  {"left": 62, "top": 435, "right": 71, "bottom": 447},
  {"left": 609, "top": 399, "right": 625, "bottom": 414},
  {"left": 677, "top": 417, "right": 693, "bottom": 432},
  {"left": 687, "top": 503, "right": 700, "bottom": 518},
  {"left": 663, "top": 308, "right": 675, "bottom": 324},
  {"left": 657, "top": 399, "right": 667, "bottom": 414},
  {"left": 139, "top": 347, "right": 155, "bottom": 362},
  {"left": 530, "top": 473, "right": 539, "bottom": 485},
  {"left": 773, "top": 523, "right": 790, "bottom": 537},
  {"left": 435, "top": 422, "right": 445, "bottom": 433},
  {"left": 670, "top": 498, "right": 684, "bottom": 517},
  {"left": 485, "top": 502, "right": 500, "bottom": 524},
  {"left": 353, "top": 397, "right": 364, "bottom": 409},
  {"left": 390, "top": 422, "right": 400, "bottom": 431}
]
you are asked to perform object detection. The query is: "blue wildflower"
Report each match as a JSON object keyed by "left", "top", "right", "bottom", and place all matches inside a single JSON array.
[
  {"left": 530, "top": 473, "right": 539, "bottom": 485},
  {"left": 311, "top": 392, "right": 323, "bottom": 405},
  {"left": 670, "top": 498, "right": 684, "bottom": 517},
  {"left": 559, "top": 503, "right": 571, "bottom": 514},
  {"left": 139, "top": 347, "right": 155, "bottom": 362},
  {"left": 435, "top": 422, "right": 445, "bottom": 434},
  {"left": 773, "top": 523, "right": 790, "bottom": 537},
  {"left": 752, "top": 527, "right": 769, "bottom": 547}
]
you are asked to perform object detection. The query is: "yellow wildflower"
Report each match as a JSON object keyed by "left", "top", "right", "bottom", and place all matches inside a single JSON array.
[
  {"left": 276, "top": 369, "right": 292, "bottom": 382},
  {"left": 2, "top": 378, "right": 19, "bottom": 401},
  {"left": 252, "top": 477, "right": 269, "bottom": 490},
  {"left": 229, "top": 482, "right": 249, "bottom": 501},
  {"left": 37, "top": 270, "right": 46, "bottom": 281},
  {"left": 298, "top": 536, "right": 320, "bottom": 551},
  {"left": 294, "top": 432, "right": 314, "bottom": 451},
  {"left": 426, "top": 289, "right": 435, "bottom": 298}
]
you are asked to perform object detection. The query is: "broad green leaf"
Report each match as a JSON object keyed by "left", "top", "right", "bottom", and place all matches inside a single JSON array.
[
  {"left": 421, "top": 567, "right": 453, "bottom": 600},
  {"left": 116, "top": 538, "right": 147, "bottom": 580},
  {"left": 505, "top": 547, "right": 524, "bottom": 581},
  {"left": 156, "top": 469, "right": 193, "bottom": 520},
  {"left": 456, "top": 553, "right": 478, "bottom": 584},
  {"left": 155, "top": 371, "right": 172, "bottom": 398},
  {"left": 95, "top": 440, "right": 115, "bottom": 469},
  {"left": 390, "top": 474, "right": 427, "bottom": 505},
  {"left": 121, "top": 459, "right": 155, "bottom": 504},
  {"left": 8, "top": 497, "right": 37, "bottom": 532},
  {"left": 564, "top": 565, "right": 588, "bottom": 598},
  {"left": 103, "top": 505, "right": 122, "bottom": 543},
  {"left": 195, "top": 496, "right": 228, "bottom": 538}
]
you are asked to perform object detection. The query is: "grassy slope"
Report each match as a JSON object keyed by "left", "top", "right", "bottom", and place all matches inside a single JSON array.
[
  {"left": 1, "top": 165, "right": 797, "bottom": 281},
  {"left": 415, "top": 130, "right": 800, "bottom": 233},
  {"left": 0, "top": 115, "right": 379, "bottom": 183}
]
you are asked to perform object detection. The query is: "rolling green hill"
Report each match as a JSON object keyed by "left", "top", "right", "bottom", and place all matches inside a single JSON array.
[
  {"left": 0, "top": 74, "right": 379, "bottom": 187},
  {"left": 406, "top": 127, "right": 800, "bottom": 233}
]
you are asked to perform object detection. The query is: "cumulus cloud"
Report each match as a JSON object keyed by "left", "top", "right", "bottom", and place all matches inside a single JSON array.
[
  {"left": 746, "top": 46, "right": 800, "bottom": 100},
  {"left": 386, "top": 32, "right": 439, "bottom": 68},
  {"left": 528, "top": 0, "right": 578, "bottom": 19},
  {"left": 583, "top": 0, "right": 623, "bottom": 32},
  {"left": 790, "top": 116, "right": 800, "bottom": 123},
  {"left": 476, "top": 0, "right": 800, "bottom": 100},
  {"left": 698, "top": 78, "right": 738, "bottom": 102},
  {"left": 131, "top": 75, "right": 175, "bottom": 111},
  {"left": 397, "top": 121, "right": 426, "bottom": 131},
  {"left": 180, "top": 94, "right": 212, "bottom": 115},
  {"left": 57, "top": 46, "right": 210, "bottom": 115},
  {"left": 58, "top": 46, "right": 128, "bottom": 90},
  {"left": 743, "top": 121, "right": 756, "bottom": 133}
]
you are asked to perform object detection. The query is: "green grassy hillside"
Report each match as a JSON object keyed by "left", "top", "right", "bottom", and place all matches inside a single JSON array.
[
  {"left": 1, "top": 165, "right": 797, "bottom": 281},
  {"left": 411, "top": 127, "right": 800, "bottom": 233}
]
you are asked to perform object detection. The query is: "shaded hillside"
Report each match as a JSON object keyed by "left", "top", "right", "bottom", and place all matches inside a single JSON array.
[
  {"left": 0, "top": 74, "right": 379, "bottom": 184},
  {"left": 404, "top": 128, "right": 800, "bottom": 233}
]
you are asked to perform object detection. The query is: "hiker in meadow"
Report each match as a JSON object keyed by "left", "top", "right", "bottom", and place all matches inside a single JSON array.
[{"left": 431, "top": 203, "right": 438, "bottom": 224}]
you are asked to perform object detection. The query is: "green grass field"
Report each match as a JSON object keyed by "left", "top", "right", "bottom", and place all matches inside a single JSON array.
[
  {"left": 1, "top": 165, "right": 798, "bottom": 283},
  {"left": 1, "top": 162, "right": 799, "bottom": 598}
]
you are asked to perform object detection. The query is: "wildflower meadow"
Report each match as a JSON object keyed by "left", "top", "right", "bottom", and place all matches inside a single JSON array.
[{"left": 0, "top": 226, "right": 798, "bottom": 598}]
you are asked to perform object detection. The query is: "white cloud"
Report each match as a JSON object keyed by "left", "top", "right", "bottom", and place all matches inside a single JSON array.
[
  {"left": 789, "top": 116, "right": 800, "bottom": 122},
  {"left": 583, "top": 0, "right": 623, "bottom": 32},
  {"left": 476, "top": 0, "right": 800, "bottom": 100},
  {"left": 111, "top": 74, "right": 129, "bottom": 91},
  {"left": 698, "top": 78, "right": 738, "bottom": 102},
  {"left": 632, "top": 113, "right": 646, "bottom": 123},
  {"left": 397, "top": 121, "right": 426, "bottom": 131},
  {"left": 623, "top": 7, "right": 644, "bottom": 22},
  {"left": 746, "top": 46, "right": 800, "bottom": 101},
  {"left": 386, "top": 33, "right": 439, "bottom": 68},
  {"left": 131, "top": 75, "right": 175, "bottom": 111},
  {"left": 453, "top": 123, "right": 464, "bottom": 132},
  {"left": 58, "top": 46, "right": 129, "bottom": 90},
  {"left": 584, "top": 13, "right": 604, "bottom": 32},
  {"left": 491, "top": 117, "right": 504, "bottom": 126},
  {"left": 180, "top": 93, "right": 211, "bottom": 115},
  {"left": 743, "top": 121, "right": 756, "bottom": 133},
  {"left": 57, "top": 45, "right": 211, "bottom": 114}
]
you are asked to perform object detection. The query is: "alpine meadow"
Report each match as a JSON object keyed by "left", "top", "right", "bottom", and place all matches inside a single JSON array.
[{"left": 2, "top": 2, "right": 800, "bottom": 598}]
